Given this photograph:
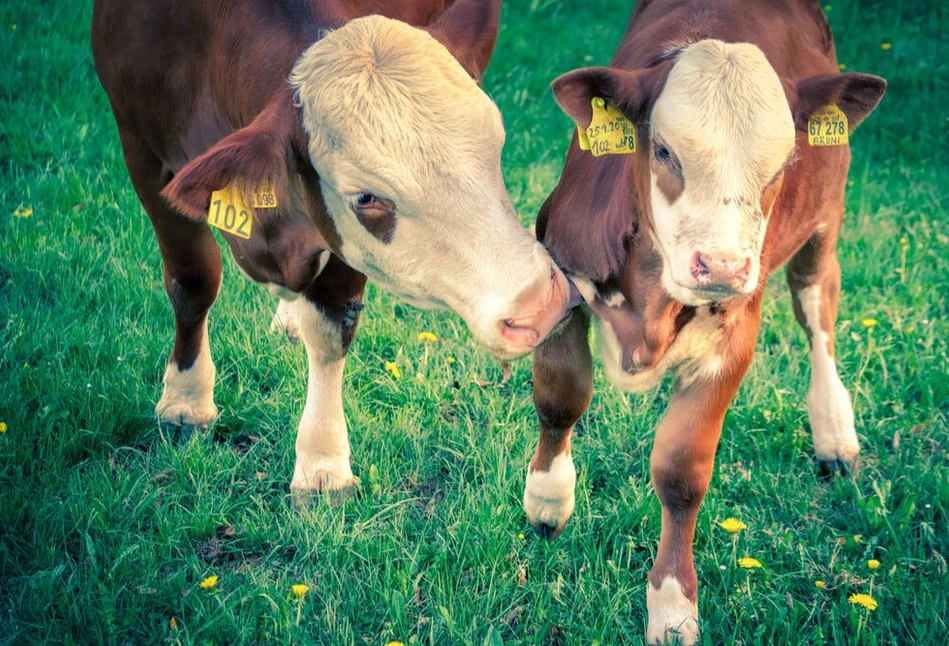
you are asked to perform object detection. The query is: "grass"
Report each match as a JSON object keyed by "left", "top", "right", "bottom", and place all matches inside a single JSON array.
[{"left": 1, "top": 0, "right": 947, "bottom": 643}]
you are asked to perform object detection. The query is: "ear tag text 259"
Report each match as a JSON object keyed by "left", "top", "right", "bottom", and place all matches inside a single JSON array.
[
  {"left": 207, "top": 180, "right": 277, "bottom": 239},
  {"left": 807, "top": 104, "right": 849, "bottom": 147},
  {"left": 577, "top": 97, "right": 636, "bottom": 157}
]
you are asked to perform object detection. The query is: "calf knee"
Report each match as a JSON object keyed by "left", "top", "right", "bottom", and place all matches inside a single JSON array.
[{"left": 650, "top": 454, "right": 711, "bottom": 516}]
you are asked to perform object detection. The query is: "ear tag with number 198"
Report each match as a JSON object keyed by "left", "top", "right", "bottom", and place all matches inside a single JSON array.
[{"left": 207, "top": 180, "right": 278, "bottom": 239}]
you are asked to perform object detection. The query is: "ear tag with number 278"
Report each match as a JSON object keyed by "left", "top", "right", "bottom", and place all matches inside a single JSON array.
[
  {"left": 207, "top": 180, "right": 278, "bottom": 239},
  {"left": 807, "top": 104, "right": 849, "bottom": 147},
  {"left": 577, "top": 97, "right": 636, "bottom": 157}
]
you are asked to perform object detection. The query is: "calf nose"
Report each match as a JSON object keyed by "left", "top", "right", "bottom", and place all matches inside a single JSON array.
[
  {"left": 499, "top": 268, "right": 569, "bottom": 350},
  {"left": 691, "top": 251, "right": 752, "bottom": 292}
]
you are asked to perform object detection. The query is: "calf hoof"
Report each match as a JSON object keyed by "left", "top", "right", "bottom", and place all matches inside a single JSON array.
[
  {"left": 818, "top": 455, "right": 859, "bottom": 480},
  {"left": 155, "top": 398, "right": 219, "bottom": 429},
  {"left": 523, "top": 454, "right": 576, "bottom": 540},
  {"left": 270, "top": 299, "right": 301, "bottom": 344},
  {"left": 646, "top": 577, "right": 699, "bottom": 645},
  {"left": 291, "top": 456, "right": 358, "bottom": 505}
]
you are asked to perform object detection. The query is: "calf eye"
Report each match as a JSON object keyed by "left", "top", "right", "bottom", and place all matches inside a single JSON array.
[
  {"left": 355, "top": 192, "right": 377, "bottom": 208},
  {"left": 654, "top": 144, "right": 671, "bottom": 164}
]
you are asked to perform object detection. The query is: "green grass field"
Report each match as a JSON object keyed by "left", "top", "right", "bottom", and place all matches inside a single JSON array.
[{"left": 2, "top": 0, "right": 947, "bottom": 643}]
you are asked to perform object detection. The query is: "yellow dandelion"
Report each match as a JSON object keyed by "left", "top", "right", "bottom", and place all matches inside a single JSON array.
[
  {"left": 385, "top": 642, "right": 406, "bottom": 646},
  {"left": 0, "top": 422, "right": 7, "bottom": 433},
  {"left": 384, "top": 361, "right": 401, "bottom": 380},
  {"left": 848, "top": 593, "right": 878, "bottom": 611},
  {"left": 867, "top": 559, "right": 881, "bottom": 570},
  {"left": 417, "top": 331, "right": 437, "bottom": 343},
  {"left": 199, "top": 575, "right": 218, "bottom": 589},
  {"left": 518, "top": 533, "right": 525, "bottom": 540},
  {"left": 719, "top": 518, "right": 748, "bottom": 533},
  {"left": 292, "top": 584, "right": 309, "bottom": 599},
  {"left": 900, "top": 237, "right": 908, "bottom": 245},
  {"left": 13, "top": 206, "right": 33, "bottom": 218},
  {"left": 880, "top": 42, "right": 891, "bottom": 51},
  {"left": 838, "top": 63, "right": 847, "bottom": 70},
  {"left": 815, "top": 580, "right": 827, "bottom": 589},
  {"left": 446, "top": 356, "right": 456, "bottom": 364},
  {"left": 737, "top": 557, "right": 763, "bottom": 569},
  {"left": 861, "top": 318, "right": 878, "bottom": 328}
]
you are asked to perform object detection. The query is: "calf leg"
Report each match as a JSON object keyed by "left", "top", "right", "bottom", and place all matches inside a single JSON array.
[
  {"left": 646, "top": 312, "right": 759, "bottom": 646},
  {"left": 289, "top": 258, "right": 366, "bottom": 498},
  {"left": 787, "top": 232, "right": 858, "bottom": 474},
  {"left": 120, "top": 134, "right": 222, "bottom": 426},
  {"left": 524, "top": 310, "right": 593, "bottom": 538}
]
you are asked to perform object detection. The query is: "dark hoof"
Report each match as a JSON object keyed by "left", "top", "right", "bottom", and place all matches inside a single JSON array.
[
  {"left": 531, "top": 521, "right": 566, "bottom": 540},
  {"left": 818, "top": 457, "right": 858, "bottom": 480}
]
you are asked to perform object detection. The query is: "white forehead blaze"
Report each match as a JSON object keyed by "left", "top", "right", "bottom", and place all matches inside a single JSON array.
[{"left": 652, "top": 39, "right": 795, "bottom": 201}]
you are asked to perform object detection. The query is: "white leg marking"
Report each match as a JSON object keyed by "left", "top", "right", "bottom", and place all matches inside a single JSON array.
[
  {"left": 270, "top": 298, "right": 301, "bottom": 344},
  {"left": 523, "top": 453, "right": 576, "bottom": 534},
  {"left": 646, "top": 576, "right": 699, "bottom": 646},
  {"left": 155, "top": 319, "right": 218, "bottom": 426},
  {"left": 289, "top": 300, "right": 356, "bottom": 494},
  {"left": 797, "top": 286, "right": 859, "bottom": 463}
]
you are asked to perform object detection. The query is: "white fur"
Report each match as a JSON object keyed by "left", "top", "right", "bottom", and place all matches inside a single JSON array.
[
  {"left": 649, "top": 40, "right": 795, "bottom": 305},
  {"left": 270, "top": 298, "right": 301, "bottom": 343},
  {"left": 155, "top": 319, "right": 218, "bottom": 426},
  {"left": 797, "top": 286, "right": 859, "bottom": 462},
  {"left": 523, "top": 453, "right": 576, "bottom": 533},
  {"left": 288, "top": 16, "right": 562, "bottom": 358},
  {"left": 646, "top": 577, "right": 699, "bottom": 645},
  {"left": 289, "top": 300, "right": 356, "bottom": 494}
]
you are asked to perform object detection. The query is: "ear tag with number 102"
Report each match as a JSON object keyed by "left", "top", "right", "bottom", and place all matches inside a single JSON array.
[
  {"left": 577, "top": 97, "right": 636, "bottom": 157},
  {"left": 207, "top": 180, "right": 277, "bottom": 239},
  {"left": 807, "top": 104, "right": 849, "bottom": 147}
]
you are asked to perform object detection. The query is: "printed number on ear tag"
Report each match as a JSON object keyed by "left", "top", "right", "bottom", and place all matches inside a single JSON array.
[
  {"left": 207, "top": 180, "right": 277, "bottom": 239},
  {"left": 577, "top": 97, "right": 636, "bottom": 157},
  {"left": 807, "top": 104, "right": 849, "bottom": 147}
]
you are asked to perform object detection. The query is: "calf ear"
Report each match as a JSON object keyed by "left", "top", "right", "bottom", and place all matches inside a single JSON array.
[
  {"left": 551, "top": 63, "right": 671, "bottom": 127},
  {"left": 163, "top": 93, "right": 294, "bottom": 220},
  {"left": 428, "top": 0, "right": 501, "bottom": 80},
  {"left": 790, "top": 72, "right": 887, "bottom": 132}
]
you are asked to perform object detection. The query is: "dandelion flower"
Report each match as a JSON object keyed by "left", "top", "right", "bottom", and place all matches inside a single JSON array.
[
  {"left": 737, "top": 557, "right": 763, "bottom": 569},
  {"left": 518, "top": 533, "right": 525, "bottom": 541},
  {"left": 848, "top": 593, "right": 878, "bottom": 611},
  {"left": 880, "top": 42, "right": 891, "bottom": 51},
  {"left": 292, "top": 584, "right": 309, "bottom": 599},
  {"left": 384, "top": 361, "right": 401, "bottom": 380},
  {"left": 867, "top": 559, "right": 881, "bottom": 570},
  {"left": 815, "top": 580, "right": 827, "bottom": 589},
  {"left": 900, "top": 237, "right": 908, "bottom": 245},
  {"left": 199, "top": 575, "right": 218, "bottom": 589},
  {"left": 417, "top": 331, "right": 437, "bottom": 343},
  {"left": 861, "top": 318, "right": 878, "bottom": 328},
  {"left": 446, "top": 356, "right": 456, "bottom": 364},
  {"left": 0, "top": 422, "right": 7, "bottom": 433},
  {"left": 13, "top": 206, "right": 33, "bottom": 218},
  {"left": 719, "top": 518, "right": 747, "bottom": 533},
  {"left": 385, "top": 642, "right": 406, "bottom": 646},
  {"left": 838, "top": 63, "right": 847, "bottom": 70}
]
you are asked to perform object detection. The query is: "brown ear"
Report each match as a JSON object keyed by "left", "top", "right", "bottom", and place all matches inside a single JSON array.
[
  {"left": 790, "top": 72, "right": 887, "bottom": 132},
  {"left": 551, "top": 63, "right": 672, "bottom": 127},
  {"left": 163, "top": 92, "right": 295, "bottom": 220},
  {"left": 427, "top": 0, "right": 501, "bottom": 80}
]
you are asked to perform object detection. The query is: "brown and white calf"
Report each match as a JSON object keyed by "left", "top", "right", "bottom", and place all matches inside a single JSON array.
[
  {"left": 524, "top": 0, "right": 885, "bottom": 642},
  {"left": 92, "top": 0, "right": 570, "bottom": 497}
]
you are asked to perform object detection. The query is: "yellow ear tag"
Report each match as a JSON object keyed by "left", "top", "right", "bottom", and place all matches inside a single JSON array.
[
  {"left": 207, "top": 180, "right": 277, "bottom": 239},
  {"left": 807, "top": 104, "right": 849, "bottom": 147},
  {"left": 577, "top": 97, "right": 636, "bottom": 156}
]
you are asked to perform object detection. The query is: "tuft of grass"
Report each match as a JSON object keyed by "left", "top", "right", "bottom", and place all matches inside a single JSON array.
[{"left": 1, "top": 0, "right": 947, "bottom": 643}]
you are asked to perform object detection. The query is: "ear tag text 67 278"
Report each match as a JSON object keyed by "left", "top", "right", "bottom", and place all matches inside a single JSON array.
[
  {"left": 577, "top": 97, "right": 636, "bottom": 157},
  {"left": 207, "top": 180, "right": 277, "bottom": 239},
  {"left": 807, "top": 104, "right": 849, "bottom": 147}
]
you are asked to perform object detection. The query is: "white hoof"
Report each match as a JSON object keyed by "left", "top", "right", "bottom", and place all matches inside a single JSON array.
[
  {"left": 808, "top": 375, "right": 859, "bottom": 464},
  {"left": 291, "top": 454, "right": 357, "bottom": 495},
  {"left": 156, "top": 355, "right": 217, "bottom": 427},
  {"left": 523, "top": 454, "right": 576, "bottom": 539},
  {"left": 646, "top": 577, "right": 699, "bottom": 645},
  {"left": 270, "top": 299, "right": 300, "bottom": 344}
]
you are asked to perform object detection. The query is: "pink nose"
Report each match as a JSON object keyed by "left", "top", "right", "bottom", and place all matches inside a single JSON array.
[
  {"left": 691, "top": 251, "right": 752, "bottom": 293},
  {"left": 499, "top": 268, "right": 570, "bottom": 350}
]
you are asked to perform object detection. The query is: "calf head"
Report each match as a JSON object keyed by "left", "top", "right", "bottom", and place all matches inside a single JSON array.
[
  {"left": 164, "top": 0, "right": 568, "bottom": 359},
  {"left": 549, "top": 39, "right": 886, "bottom": 306}
]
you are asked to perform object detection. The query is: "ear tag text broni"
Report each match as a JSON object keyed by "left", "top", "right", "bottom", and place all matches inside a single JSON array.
[
  {"left": 807, "top": 104, "right": 849, "bottom": 147},
  {"left": 207, "top": 180, "right": 277, "bottom": 239},
  {"left": 577, "top": 97, "right": 636, "bottom": 157}
]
